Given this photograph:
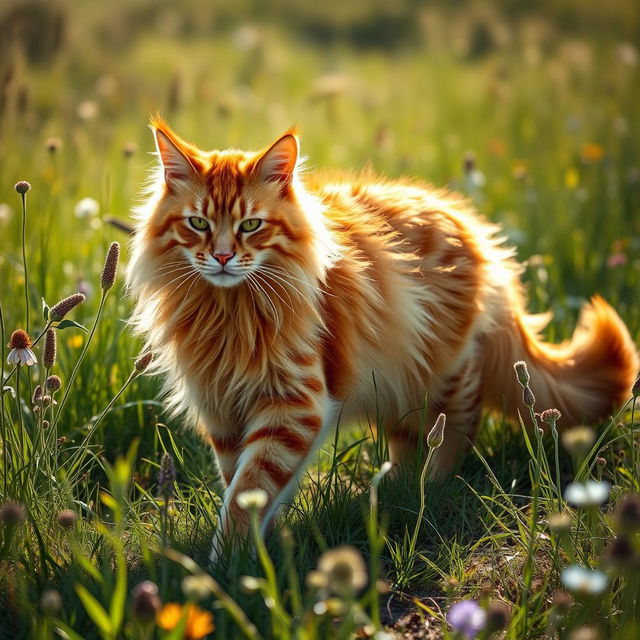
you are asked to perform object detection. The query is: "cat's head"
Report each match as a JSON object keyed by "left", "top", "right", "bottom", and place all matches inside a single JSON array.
[{"left": 135, "top": 116, "right": 333, "bottom": 294}]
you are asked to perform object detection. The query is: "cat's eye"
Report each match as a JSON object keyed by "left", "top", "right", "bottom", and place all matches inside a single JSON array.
[
  {"left": 188, "top": 216, "right": 209, "bottom": 231},
  {"left": 239, "top": 219, "right": 262, "bottom": 233}
]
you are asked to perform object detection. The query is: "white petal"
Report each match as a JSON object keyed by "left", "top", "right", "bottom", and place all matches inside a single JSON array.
[
  {"left": 585, "top": 480, "right": 610, "bottom": 505},
  {"left": 23, "top": 348, "right": 38, "bottom": 366},
  {"left": 564, "top": 482, "right": 587, "bottom": 506},
  {"left": 7, "top": 349, "right": 19, "bottom": 365}
]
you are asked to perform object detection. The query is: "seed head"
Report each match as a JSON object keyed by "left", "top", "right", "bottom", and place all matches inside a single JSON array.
[
  {"left": 0, "top": 502, "right": 26, "bottom": 526},
  {"left": 513, "top": 360, "right": 530, "bottom": 387},
  {"left": 134, "top": 352, "right": 153, "bottom": 374},
  {"left": 14, "top": 181, "right": 31, "bottom": 194},
  {"left": 633, "top": 375, "right": 640, "bottom": 398},
  {"left": 101, "top": 241, "right": 120, "bottom": 291},
  {"left": 40, "top": 589, "right": 62, "bottom": 615},
  {"left": 43, "top": 329, "right": 57, "bottom": 368},
  {"left": 547, "top": 512, "right": 572, "bottom": 535},
  {"left": 236, "top": 488, "right": 268, "bottom": 511},
  {"left": 540, "top": 408, "right": 561, "bottom": 426},
  {"left": 45, "top": 137, "right": 63, "bottom": 154},
  {"left": 42, "top": 420, "right": 50, "bottom": 429},
  {"left": 57, "top": 509, "right": 78, "bottom": 530},
  {"left": 317, "top": 545, "right": 368, "bottom": 594},
  {"left": 46, "top": 375, "right": 62, "bottom": 392},
  {"left": 427, "top": 413, "right": 446, "bottom": 449},
  {"left": 561, "top": 426, "right": 596, "bottom": 458},
  {"left": 50, "top": 293, "right": 86, "bottom": 321},
  {"left": 131, "top": 581, "right": 161, "bottom": 623},
  {"left": 123, "top": 142, "right": 137, "bottom": 158},
  {"left": 182, "top": 574, "right": 213, "bottom": 601},
  {"left": 615, "top": 493, "right": 640, "bottom": 532},
  {"left": 523, "top": 386, "right": 535, "bottom": 407},
  {"left": 157, "top": 452, "right": 176, "bottom": 501},
  {"left": 32, "top": 384, "right": 43, "bottom": 405},
  {"left": 485, "top": 602, "right": 510, "bottom": 632},
  {"left": 8, "top": 329, "right": 31, "bottom": 349}
]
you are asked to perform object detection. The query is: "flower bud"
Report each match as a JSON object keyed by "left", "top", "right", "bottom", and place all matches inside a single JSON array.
[
  {"left": 101, "top": 242, "right": 120, "bottom": 291},
  {"left": 14, "top": 181, "right": 31, "bottom": 194},
  {"left": 131, "top": 581, "right": 161, "bottom": 623},
  {"left": 43, "top": 329, "right": 57, "bottom": 368},
  {"left": 426, "top": 413, "right": 446, "bottom": 449},
  {"left": 513, "top": 360, "right": 530, "bottom": 387},
  {"left": 50, "top": 293, "right": 85, "bottom": 321},
  {"left": 523, "top": 386, "right": 535, "bottom": 407}
]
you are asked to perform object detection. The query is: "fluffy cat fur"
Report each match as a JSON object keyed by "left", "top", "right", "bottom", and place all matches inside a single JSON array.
[{"left": 127, "top": 117, "right": 638, "bottom": 560}]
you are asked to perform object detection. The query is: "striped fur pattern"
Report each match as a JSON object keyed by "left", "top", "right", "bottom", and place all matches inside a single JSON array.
[{"left": 127, "top": 117, "right": 639, "bottom": 560}]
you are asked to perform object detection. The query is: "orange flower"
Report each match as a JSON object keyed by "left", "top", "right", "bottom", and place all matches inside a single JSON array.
[
  {"left": 157, "top": 603, "right": 214, "bottom": 639},
  {"left": 581, "top": 142, "right": 604, "bottom": 164}
]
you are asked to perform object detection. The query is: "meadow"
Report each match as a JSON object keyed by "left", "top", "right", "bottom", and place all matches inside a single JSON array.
[{"left": 1, "top": 1, "right": 639, "bottom": 638}]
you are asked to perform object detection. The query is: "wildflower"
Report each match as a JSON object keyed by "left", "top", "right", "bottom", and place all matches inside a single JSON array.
[
  {"left": 14, "top": 181, "right": 31, "bottom": 194},
  {"left": 547, "top": 512, "right": 572, "bottom": 535},
  {"left": 40, "top": 589, "right": 62, "bottom": 615},
  {"left": 45, "top": 137, "right": 62, "bottom": 154},
  {"left": 134, "top": 352, "right": 153, "bottom": 374},
  {"left": 76, "top": 100, "right": 98, "bottom": 121},
  {"left": 32, "top": 385, "right": 43, "bottom": 405},
  {"left": 561, "top": 426, "right": 596, "bottom": 458},
  {"left": 50, "top": 293, "right": 86, "bottom": 321},
  {"left": 604, "top": 535, "right": 635, "bottom": 565},
  {"left": 101, "top": 242, "right": 120, "bottom": 291},
  {"left": 446, "top": 600, "right": 487, "bottom": 639},
  {"left": 0, "top": 502, "right": 26, "bottom": 526},
  {"left": 57, "top": 510, "right": 77, "bottom": 530},
  {"left": 560, "top": 566, "right": 608, "bottom": 595},
  {"left": 513, "top": 361, "right": 530, "bottom": 387},
  {"left": 157, "top": 603, "right": 215, "bottom": 639},
  {"left": 581, "top": 143, "right": 604, "bottom": 164},
  {"left": 317, "top": 545, "right": 368, "bottom": 595},
  {"left": 236, "top": 488, "right": 268, "bottom": 511},
  {"left": 565, "top": 168, "right": 579, "bottom": 190},
  {"left": 523, "top": 386, "right": 535, "bottom": 408},
  {"left": 615, "top": 493, "right": 640, "bottom": 532},
  {"left": 182, "top": 575, "right": 213, "bottom": 601},
  {"left": 426, "top": 413, "right": 446, "bottom": 449},
  {"left": 46, "top": 375, "right": 61, "bottom": 392},
  {"left": 157, "top": 452, "right": 176, "bottom": 501},
  {"left": 485, "top": 602, "right": 510, "bottom": 633},
  {"left": 564, "top": 480, "right": 610, "bottom": 507},
  {"left": 606, "top": 253, "right": 627, "bottom": 268},
  {"left": 131, "top": 581, "right": 161, "bottom": 623},
  {"left": 7, "top": 329, "right": 37, "bottom": 366},
  {"left": 540, "top": 408, "right": 561, "bottom": 426},
  {"left": 74, "top": 197, "right": 100, "bottom": 219},
  {"left": 43, "top": 329, "right": 56, "bottom": 368}
]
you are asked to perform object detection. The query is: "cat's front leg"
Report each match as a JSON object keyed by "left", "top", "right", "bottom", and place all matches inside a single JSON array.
[{"left": 210, "top": 373, "right": 333, "bottom": 562}]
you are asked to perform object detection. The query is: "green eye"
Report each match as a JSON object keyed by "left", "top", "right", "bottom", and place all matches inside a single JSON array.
[
  {"left": 189, "top": 216, "right": 209, "bottom": 231},
  {"left": 240, "top": 219, "right": 262, "bottom": 233}
]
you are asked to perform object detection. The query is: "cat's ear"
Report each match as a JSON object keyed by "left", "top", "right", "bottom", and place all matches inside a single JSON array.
[
  {"left": 151, "top": 117, "right": 198, "bottom": 189},
  {"left": 253, "top": 132, "right": 299, "bottom": 184}
]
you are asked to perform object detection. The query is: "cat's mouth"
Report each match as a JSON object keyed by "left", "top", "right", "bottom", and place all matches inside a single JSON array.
[{"left": 201, "top": 269, "right": 245, "bottom": 288}]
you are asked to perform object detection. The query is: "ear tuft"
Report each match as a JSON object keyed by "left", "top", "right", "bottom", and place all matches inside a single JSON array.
[
  {"left": 254, "top": 134, "right": 299, "bottom": 184},
  {"left": 151, "top": 120, "right": 197, "bottom": 187}
]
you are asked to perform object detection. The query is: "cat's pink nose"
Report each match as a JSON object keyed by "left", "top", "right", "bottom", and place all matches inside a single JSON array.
[{"left": 213, "top": 252, "right": 235, "bottom": 266}]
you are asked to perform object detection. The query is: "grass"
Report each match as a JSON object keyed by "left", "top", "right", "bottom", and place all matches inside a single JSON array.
[{"left": 1, "top": 1, "right": 640, "bottom": 638}]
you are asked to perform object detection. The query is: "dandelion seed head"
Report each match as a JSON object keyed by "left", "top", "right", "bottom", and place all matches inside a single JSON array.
[
  {"left": 50, "top": 293, "right": 85, "bottom": 321},
  {"left": 101, "top": 241, "right": 120, "bottom": 291},
  {"left": 14, "top": 181, "right": 31, "bottom": 194},
  {"left": 560, "top": 566, "right": 608, "bottom": 595},
  {"left": 74, "top": 197, "right": 100, "bottom": 219},
  {"left": 561, "top": 426, "right": 596, "bottom": 458},
  {"left": 317, "top": 545, "right": 368, "bottom": 594},
  {"left": 236, "top": 488, "right": 268, "bottom": 511},
  {"left": 565, "top": 480, "right": 610, "bottom": 508}
]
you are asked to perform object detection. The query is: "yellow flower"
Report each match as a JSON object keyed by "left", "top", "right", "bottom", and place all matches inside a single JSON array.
[
  {"left": 157, "top": 603, "right": 215, "bottom": 639},
  {"left": 68, "top": 335, "right": 83, "bottom": 349},
  {"left": 565, "top": 167, "right": 579, "bottom": 190}
]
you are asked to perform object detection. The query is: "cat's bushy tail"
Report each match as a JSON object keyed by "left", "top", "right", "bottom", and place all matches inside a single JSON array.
[{"left": 482, "top": 295, "right": 638, "bottom": 426}]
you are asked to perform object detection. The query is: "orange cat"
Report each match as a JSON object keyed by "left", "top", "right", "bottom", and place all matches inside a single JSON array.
[{"left": 127, "top": 117, "right": 638, "bottom": 560}]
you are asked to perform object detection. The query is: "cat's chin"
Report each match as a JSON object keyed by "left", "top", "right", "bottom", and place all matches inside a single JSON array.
[{"left": 203, "top": 272, "right": 245, "bottom": 288}]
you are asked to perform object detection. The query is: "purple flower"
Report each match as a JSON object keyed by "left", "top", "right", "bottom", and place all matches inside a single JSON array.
[{"left": 447, "top": 600, "right": 487, "bottom": 639}]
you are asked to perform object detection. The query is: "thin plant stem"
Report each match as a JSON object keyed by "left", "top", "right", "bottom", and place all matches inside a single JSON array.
[
  {"left": 52, "top": 292, "right": 107, "bottom": 431},
  {"left": 631, "top": 396, "right": 637, "bottom": 482},
  {"left": 0, "top": 303, "right": 6, "bottom": 493},
  {"left": 19, "top": 190, "right": 30, "bottom": 333}
]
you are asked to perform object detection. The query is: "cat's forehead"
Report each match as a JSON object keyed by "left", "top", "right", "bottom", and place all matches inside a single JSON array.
[{"left": 200, "top": 151, "right": 254, "bottom": 217}]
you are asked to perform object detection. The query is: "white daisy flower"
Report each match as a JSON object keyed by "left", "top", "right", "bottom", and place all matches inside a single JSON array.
[
  {"left": 7, "top": 329, "right": 37, "bottom": 367},
  {"left": 564, "top": 480, "right": 610, "bottom": 507},
  {"left": 561, "top": 565, "right": 608, "bottom": 595}
]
